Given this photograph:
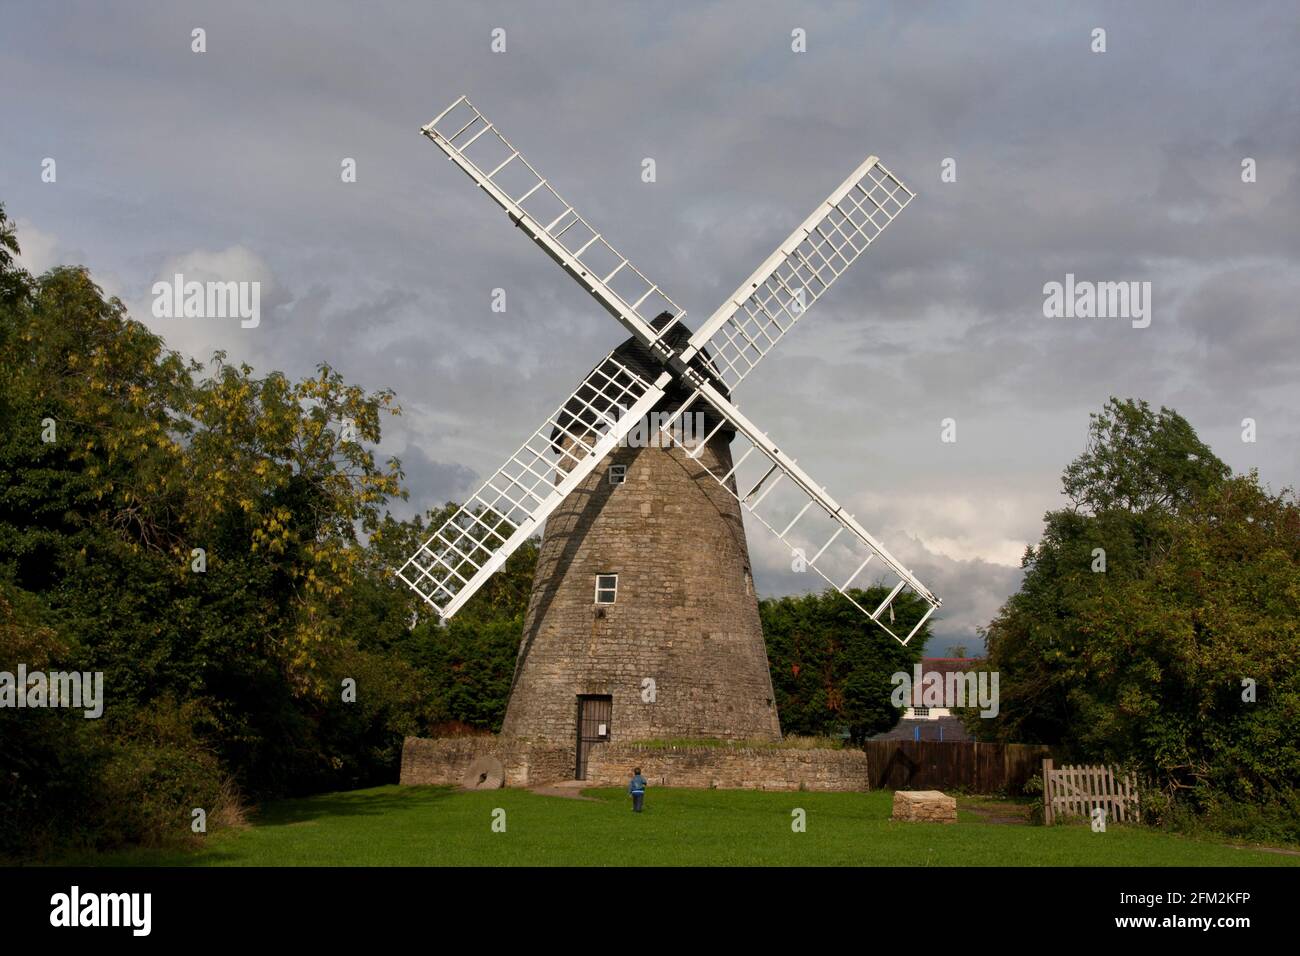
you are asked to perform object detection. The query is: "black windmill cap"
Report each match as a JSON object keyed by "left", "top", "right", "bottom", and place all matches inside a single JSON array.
[{"left": 550, "top": 311, "right": 734, "bottom": 447}]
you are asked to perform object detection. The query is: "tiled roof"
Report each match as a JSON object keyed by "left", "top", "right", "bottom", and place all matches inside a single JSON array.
[
  {"left": 870, "top": 716, "right": 972, "bottom": 742},
  {"left": 920, "top": 657, "right": 986, "bottom": 680}
]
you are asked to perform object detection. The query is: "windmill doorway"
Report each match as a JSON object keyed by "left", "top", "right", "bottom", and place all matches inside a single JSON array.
[{"left": 576, "top": 695, "right": 612, "bottom": 779}]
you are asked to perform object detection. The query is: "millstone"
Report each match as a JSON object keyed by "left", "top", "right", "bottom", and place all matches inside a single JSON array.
[{"left": 462, "top": 756, "right": 504, "bottom": 790}]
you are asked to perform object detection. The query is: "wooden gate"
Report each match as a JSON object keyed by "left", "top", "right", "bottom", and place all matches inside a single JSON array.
[
  {"left": 1042, "top": 758, "right": 1139, "bottom": 825},
  {"left": 575, "top": 695, "right": 612, "bottom": 779}
]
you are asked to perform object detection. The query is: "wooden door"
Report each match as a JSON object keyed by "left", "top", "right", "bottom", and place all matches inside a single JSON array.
[{"left": 575, "top": 695, "right": 612, "bottom": 779}]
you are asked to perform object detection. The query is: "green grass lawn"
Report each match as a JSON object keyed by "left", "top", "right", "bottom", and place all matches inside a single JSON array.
[{"left": 70, "top": 785, "right": 1298, "bottom": 867}]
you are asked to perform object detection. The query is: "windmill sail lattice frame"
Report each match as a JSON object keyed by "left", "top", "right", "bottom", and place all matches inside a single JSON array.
[
  {"left": 401, "top": 94, "right": 941, "bottom": 643},
  {"left": 656, "top": 388, "right": 937, "bottom": 644},
  {"left": 680, "top": 157, "right": 916, "bottom": 390},
  {"left": 420, "top": 96, "right": 688, "bottom": 359},
  {"left": 397, "top": 353, "right": 665, "bottom": 619}
]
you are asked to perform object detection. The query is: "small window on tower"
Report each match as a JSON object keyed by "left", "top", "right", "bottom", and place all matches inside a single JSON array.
[
  {"left": 595, "top": 574, "right": 618, "bottom": 605},
  {"left": 608, "top": 464, "right": 627, "bottom": 485}
]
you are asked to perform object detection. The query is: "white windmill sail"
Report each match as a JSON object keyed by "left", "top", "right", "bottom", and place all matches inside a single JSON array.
[
  {"left": 420, "top": 95, "right": 687, "bottom": 362},
  {"left": 677, "top": 157, "right": 915, "bottom": 390},
  {"left": 403, "top": 93, "right": 941, "bottom": 640},
  {"left": 655, "top": 383, "right": 940, "bottom": 645},
  {"left": 399, "top": 353, "right": 669, "bottom": 619}
]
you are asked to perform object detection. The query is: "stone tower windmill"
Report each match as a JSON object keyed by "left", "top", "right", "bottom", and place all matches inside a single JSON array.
[
  {"left": 500, "top": 320, "right": 781, "bottom": 771},
  {"left": 398, "top": 96, "right": 942, "bottom": 777}
]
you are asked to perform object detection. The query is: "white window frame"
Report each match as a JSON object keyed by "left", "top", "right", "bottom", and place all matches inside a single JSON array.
[
  {"left": 608, "top": 464, "right": 627, "bottom": 485},
  {"left": 594, "top": 573, "right": 618, "bottom": 605}
]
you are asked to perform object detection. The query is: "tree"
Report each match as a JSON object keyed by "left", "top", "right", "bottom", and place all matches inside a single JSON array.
[
  {"left": 1063, "top": 398, "right": 1229, "bottom": 515},
  {"left": 762, "top": 585, "right": 930, "bottom": 743},
  {"left": 393, "top": 504, "right": 539, "bottom": 732},
  {"left": 0, "top": 209, "right": 434, "bottom": 855},
  {"left": 979, "top": 397, "right": 1299, "bottom": 832},
  {"left": 0, "top": 202, "right": 29, "bottom": 306}
]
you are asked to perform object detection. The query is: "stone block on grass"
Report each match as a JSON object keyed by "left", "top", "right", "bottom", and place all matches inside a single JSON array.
[{"left": 892, "top": 789, "right": 957, "bottom": 823}]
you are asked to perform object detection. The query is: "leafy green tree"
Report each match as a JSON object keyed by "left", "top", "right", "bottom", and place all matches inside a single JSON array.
[
  {"left": 762, "top": 585, "right": 929, "bottom": 743},
  {"left": 0, "top": 207, "right": 433, "bottom": 854},
  {"left": 1063, "top": 398, "right": 1230, "bottom": 515},
  {"left": 393, "top": 504, "right": 538, "bottom": 732},
  {"left": 0, "top": 202, "right": 28, "bottom": 306},
  {"left": 979, "top": 398, "right": 1299, "bottom": 832}
]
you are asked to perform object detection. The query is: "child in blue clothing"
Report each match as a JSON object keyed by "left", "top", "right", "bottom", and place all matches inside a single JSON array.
[{"left": 628, "top": 767, "right": 647, "bottom": 813}]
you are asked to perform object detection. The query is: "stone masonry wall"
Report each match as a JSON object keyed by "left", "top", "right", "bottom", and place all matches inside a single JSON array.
[
  {"left": 583, "top": 743, "right": 869, "bottom": 792},
  {"left": 399, "top": 736, "right": 574, "bottom": 788},
  {"left": 399, "top": 737, "right": 871, "bottom": 792},
  {"left": 501, "top": 436, "right": 781, "bottom": 744}
]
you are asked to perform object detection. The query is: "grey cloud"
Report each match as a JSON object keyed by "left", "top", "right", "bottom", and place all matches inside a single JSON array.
[
  {"left": 3, "top": 0, "right": 1297, "bottom": 648},
  {"left": 391, "top": 442, "right": 478, "bottom": 520}
]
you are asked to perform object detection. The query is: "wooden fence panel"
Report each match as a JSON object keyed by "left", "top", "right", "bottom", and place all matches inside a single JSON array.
[
  {"left": 863, "top": 740, "right": 1055, "bottom": 795},
  {"left": 1042, "top": 759, "right": 1138, "bottom": 825}
]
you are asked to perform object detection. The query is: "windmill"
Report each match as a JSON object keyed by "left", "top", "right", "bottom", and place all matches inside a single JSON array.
[{"left": 398, "top": 95, "right": 941, "bottom": 769}]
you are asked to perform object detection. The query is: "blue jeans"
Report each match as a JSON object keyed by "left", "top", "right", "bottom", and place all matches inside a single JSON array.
[{"left": 631, "top": 791, "right": 644, "bottom": 812}]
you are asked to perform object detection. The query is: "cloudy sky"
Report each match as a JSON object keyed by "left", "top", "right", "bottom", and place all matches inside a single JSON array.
[{"left": 3, "top": 1, "right": 1297, "bottom": 652}]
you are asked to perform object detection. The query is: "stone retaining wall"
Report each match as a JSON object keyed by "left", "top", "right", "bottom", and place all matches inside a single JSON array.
[
  {"left": 399, "top": 736, "right": 573, "bottom": 788},
  {"left": 584, "top": 742, "right": 869, "bottom": 791},
  {"left": 399, "top": 736, "right": 871, "bottom": 791}
]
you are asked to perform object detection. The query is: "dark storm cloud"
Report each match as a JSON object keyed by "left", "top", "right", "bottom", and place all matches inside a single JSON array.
[{"left": 3, "top": 0, "right": 1297, "bottom": 648}]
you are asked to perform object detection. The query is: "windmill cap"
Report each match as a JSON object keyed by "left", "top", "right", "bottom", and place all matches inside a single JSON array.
[{"left": 551, "top": 312, "right": 734, "bottom": 447}]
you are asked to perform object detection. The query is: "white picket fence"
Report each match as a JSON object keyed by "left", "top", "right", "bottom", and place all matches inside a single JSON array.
[{"left": 1042, "top": 758, "right": 1139, "bottom": 825}]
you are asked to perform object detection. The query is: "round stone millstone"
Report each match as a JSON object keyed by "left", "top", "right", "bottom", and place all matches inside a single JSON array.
[{"left": 462, "top": 756, "right": 505, "bottom": 790}]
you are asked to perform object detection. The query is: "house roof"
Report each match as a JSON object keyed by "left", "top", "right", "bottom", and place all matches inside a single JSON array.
[
  {"left": 870, "top": 716, "right": 972, "bottom": 742},
  {"left": 920, "top": 657, "right": 986, "bottom": 680}
]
